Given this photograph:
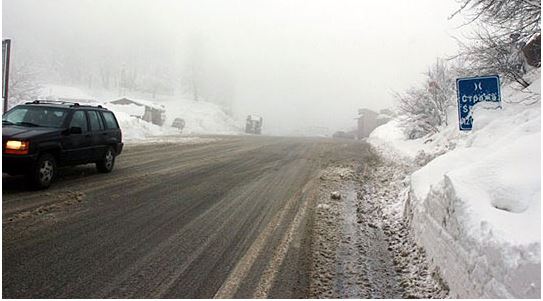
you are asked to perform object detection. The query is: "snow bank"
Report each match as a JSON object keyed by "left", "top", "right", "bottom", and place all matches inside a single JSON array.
[
  {"left": 368, "top": 119, "right": 428, "bottom": 161},
  {"left": 369, "top": 72, "right": 541, "bottom": 298},
  {"left": 110, "top": 110, "right": 178, "bottom": 141}
]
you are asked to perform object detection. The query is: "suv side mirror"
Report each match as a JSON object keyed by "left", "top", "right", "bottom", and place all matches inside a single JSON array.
[{"left": 69, "top": 127, "right": 82, "bottom": 134}]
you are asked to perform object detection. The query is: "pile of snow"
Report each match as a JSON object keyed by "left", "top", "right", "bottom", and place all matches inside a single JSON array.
[
  {"left": 368, "top": 119, "right": 428, "bottom": 161},
  {"left": 159, "top": 98, "right": 241, "bottom": 135},
  {"left": 369, "top": 72, "right": 541, "bottom": 298},
  {"left": 111, "top": 110, "right": 178, "bottom": 141}
]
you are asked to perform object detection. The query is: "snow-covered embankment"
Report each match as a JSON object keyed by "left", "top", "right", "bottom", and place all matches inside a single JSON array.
[{"left": 368, "top": 76, "right": 541, "bottom": 298}]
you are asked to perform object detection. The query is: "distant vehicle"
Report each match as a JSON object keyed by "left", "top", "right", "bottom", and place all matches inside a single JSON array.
[
  {"left": 172, "top": 118, "right": 185, "bottom": 131},
  {"left": 245, "top": 115, "right": 263, "bottom": 134},
  {"left": 332, "top": 131, "right": 356, "bottom": 139},
  {"left": 2, "top": 100, "right": 123, "bottom": 189}
]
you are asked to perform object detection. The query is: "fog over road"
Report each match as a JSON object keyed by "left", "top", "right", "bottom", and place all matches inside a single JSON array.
[{"left": 3, "top": 136, "right": 374, "bottom": 298}]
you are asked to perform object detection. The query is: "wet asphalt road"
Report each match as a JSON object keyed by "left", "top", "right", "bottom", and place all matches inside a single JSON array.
[{"left": 2, "top": 135, "right": 372, "bottom": 298}]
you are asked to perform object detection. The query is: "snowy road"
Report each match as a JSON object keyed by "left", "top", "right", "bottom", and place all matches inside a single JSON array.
[{"left": 3, "top": 135, "right": 376, "bottom": 298}]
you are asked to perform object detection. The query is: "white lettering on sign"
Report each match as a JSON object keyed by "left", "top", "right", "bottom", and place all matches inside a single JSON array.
[
  {"left": 461, "top": 104, "right": 473, "bottom": 114},
  {"left": 461, "top": 92, "right": 498, "bottom": 103},
  {"left": 459, "top": 108, "right": 474, "bottom": 126}
]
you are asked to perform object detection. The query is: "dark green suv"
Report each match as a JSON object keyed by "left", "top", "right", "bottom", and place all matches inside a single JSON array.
[{"left": 2, "top": 100, "right": 123, "bottom": 189}]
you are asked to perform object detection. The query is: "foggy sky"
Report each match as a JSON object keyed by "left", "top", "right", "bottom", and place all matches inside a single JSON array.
[{"left": 2, "top": 0, "right": 468, "bottom": 135}]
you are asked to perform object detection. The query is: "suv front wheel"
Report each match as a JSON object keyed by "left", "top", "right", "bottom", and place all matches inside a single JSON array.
[
  {"left": 96, "top": 146, "right": 116, "bottom": 173},
  {"left": 29, "top": 153, "right": 56, "bottom": 189}
]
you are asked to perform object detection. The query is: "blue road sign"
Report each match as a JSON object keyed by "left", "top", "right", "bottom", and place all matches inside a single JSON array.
[{"left": 456, "top": 75, "right": 501, "bottom": 131}]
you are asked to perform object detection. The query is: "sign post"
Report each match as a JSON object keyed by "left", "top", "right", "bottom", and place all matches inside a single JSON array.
[
  {"left": 456, "top": 75, "right": 501, "bottom": 131},
  {"left": 2, "top": 39, "right": 11, "bottom": 113}
]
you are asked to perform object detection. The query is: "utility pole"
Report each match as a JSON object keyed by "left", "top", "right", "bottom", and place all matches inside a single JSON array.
[{"left": 2, "top": 39, "right": 11, "bottom": 113}]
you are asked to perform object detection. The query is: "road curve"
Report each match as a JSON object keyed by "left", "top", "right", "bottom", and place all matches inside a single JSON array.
[{"left": 2, "top": 135, "right": 373, "bottom": 298}]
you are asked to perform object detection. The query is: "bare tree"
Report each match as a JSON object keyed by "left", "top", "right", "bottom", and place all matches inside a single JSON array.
[
  {"left": 8, "top": 60, "right": 41, "bottom": 109},
  {"left": 450, "top": 0, "right": 540, "bottom": 88},
  {"left": 427, "top": 59, "right": 456, "bottom": 126},
  {"left": 456, "top": 28, "right": 531, "bottom": 88},
  {"left": 396, "top": 59, "right": 455, "bottom": 139},
  {"left": 182, "top": 64, "right": 202, "bottom": 101},
  {"left": 451, "top": 0, "right": 541, "bottom": 43},
  {"left": 180, "top": 36, "right": 206, "bottom": 102},
  {"left": 397, "top": 89, "right": 439, "bottom": 138},
  {"left": 138, "top": 65, "right": 175, "bottom": 99}
]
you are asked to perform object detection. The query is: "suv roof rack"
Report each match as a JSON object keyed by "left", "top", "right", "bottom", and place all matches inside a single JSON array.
[
  {"left": 27, "top": 100, "right": 80, "bottom": 106},
  {"left": 26, "top": 100, "right": 103, "bottom": 109}
]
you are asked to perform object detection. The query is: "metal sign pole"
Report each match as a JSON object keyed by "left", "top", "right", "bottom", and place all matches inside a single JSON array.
[{"left": 3, "top": 39, "right": 11, "bottom": 113}]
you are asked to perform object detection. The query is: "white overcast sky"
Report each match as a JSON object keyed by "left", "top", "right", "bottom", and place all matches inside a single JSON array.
[{"left": 2, "top": 0, "right": 469, "bottom": 135}]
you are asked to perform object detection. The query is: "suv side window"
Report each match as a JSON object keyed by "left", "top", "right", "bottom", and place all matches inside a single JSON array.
[
  {"left": 102, "top": 111, "right": 119, "bottom": 129},
  {"left": 87, "top": 110, "right": 104, "bottom": 131},
  {"left": 69, "top": 110, "right": 88, "bottom": 132}
]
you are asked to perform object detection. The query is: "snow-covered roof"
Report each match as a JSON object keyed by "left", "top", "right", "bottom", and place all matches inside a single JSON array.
[
  {"left": 110, "top": 97, "right": 165, "bottom": 111},
  {"left": 358, "top": 108, "right": 378, "bottom": 116}
]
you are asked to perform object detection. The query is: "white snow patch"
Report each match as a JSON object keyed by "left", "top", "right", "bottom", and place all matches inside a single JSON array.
[
  {"left": 317, "top": 203, "right": 330, "bottom": 210},
  {"left": 368, "top": 119, "right": 428, "bottom": 161},
  {"left": 159, "top": 98, "right": 242, "bottom": 135}
]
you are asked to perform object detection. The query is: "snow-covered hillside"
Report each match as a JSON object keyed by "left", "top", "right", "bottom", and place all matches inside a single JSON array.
[
  {"left": 34, "top": 84, "right": 242, "bottom": 142},
  {"left": 158, "top": 98, "right": 242, "bottom": 135},
  {"left": 368, "top": 73, "right": 541, "bottom": 298}
]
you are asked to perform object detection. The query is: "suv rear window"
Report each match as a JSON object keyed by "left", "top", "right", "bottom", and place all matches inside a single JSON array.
[{"left": 101, "top": 111, "right": 119, "bottom": 129}]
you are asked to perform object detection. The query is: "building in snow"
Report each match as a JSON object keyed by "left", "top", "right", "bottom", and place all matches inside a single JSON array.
[
  {"left": 110, "top": 97, "right": 166, "bottom": 126},
  {"left": 356, "top": 108, "right": 391, "bottom": 139}
]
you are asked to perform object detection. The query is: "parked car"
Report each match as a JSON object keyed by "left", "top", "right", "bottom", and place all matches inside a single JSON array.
[
  {"left": 2, "top": 100, "right": 123, "bottom": 189},
  {"left": 332, "top": 131, "right": 356, "bottom": 139},
  {"left": 171, "top": 117, "right": 185, "bottom": 131}
]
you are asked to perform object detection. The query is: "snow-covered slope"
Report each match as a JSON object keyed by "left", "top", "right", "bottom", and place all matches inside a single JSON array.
[
  {"left": 35, "top": 84, "right": 242, "bottom": 142},
  {"left": 159, "top": 98, "right": 241, "bottom": 135},
  {"left": 369, "top": 72, "right": 541, "bottom": 298}
]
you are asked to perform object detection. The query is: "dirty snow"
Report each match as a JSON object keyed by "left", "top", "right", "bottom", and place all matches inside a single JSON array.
[
  {"left": 368, "top": 71, "right": 541, "bottom": 298},
  {"left": 310, "top": 162, "right": 447, "bottom": 298}
]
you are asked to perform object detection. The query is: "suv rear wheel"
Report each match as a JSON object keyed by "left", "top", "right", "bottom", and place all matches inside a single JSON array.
[
  {"left": 96, "top": 146, "right": 116, "bottom": 173},
  {"left": 29, "top": 153, "right": 56, "bottom": 189}
]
